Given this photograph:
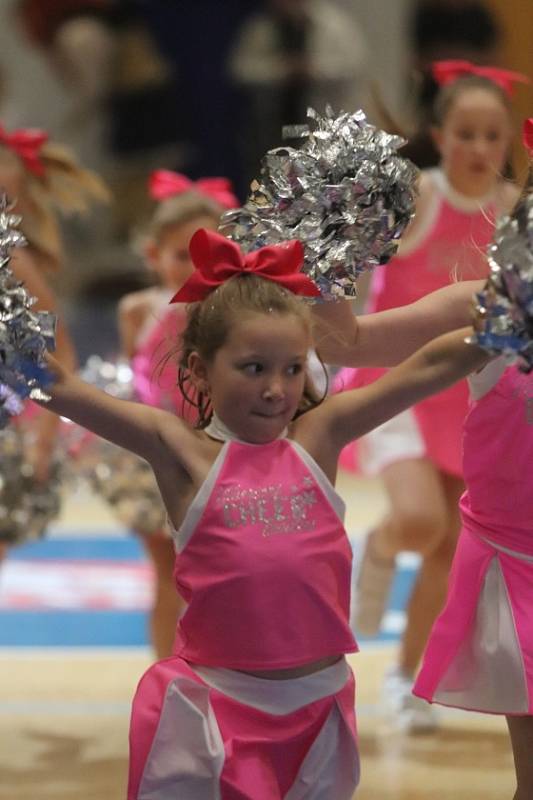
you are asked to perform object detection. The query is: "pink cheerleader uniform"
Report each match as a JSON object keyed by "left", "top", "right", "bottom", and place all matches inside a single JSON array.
[
  {"left": 128, "top": 420, "right": 360, "bottom": 799},
  {"left": 414, "top": 360, "right": 533, "bottom": 715},
  {"left": 337, "top": 168, "right": 496, "bottom": 476},
  {"left": 132, "top": 290, "right": 197, "bottom": 423}
]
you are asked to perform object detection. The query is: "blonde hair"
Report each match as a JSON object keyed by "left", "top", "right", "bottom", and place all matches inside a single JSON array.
[
  {"left": 0, "top": 139, "right": 110, "bottom": 271},
  {"left": 176, "top": 274, "right": 326, "bottom": 427},
  {"left": 146, "top": 192, "right": 225, "bottom": 244}
]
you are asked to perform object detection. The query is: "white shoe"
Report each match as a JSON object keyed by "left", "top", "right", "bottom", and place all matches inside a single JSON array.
[
  {"left": 381, "top": 667, "right": 438, "bottom": 734},
  {"left": 350, "top": 532, "right": 396, "bottom": 636}
]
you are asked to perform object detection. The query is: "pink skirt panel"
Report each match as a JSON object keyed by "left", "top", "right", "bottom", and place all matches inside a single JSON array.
[
  {"left": 128, "top": 657, "right": 359, "bottom": 799},
  {"left": 414, "top": 530, "right": 533, "bottom": 715},
  {"left": 333, "top": 367, "right": 467, "bottom": 477}
]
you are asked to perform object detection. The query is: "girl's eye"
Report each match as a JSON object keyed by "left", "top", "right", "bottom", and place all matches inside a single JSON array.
[
  {"left": 288, "top": 364, "right": 303, "bottom": 376},
  {"left": 242, "top": 363, "right": 263, "bottom": 375}
]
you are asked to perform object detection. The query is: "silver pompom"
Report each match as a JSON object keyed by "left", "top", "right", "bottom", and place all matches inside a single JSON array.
[
  {"left": 74, "top": 356, "right": 167, "bottom": 535},
  {"left": 470, "top": 186, "right": 533, "bottom": 370},
  {"left": 220, "top": 107, "right": 419, "bottom": 300},
  {"left": 0, "top": 194, "right": 56, "bottom": 425},
  {"left": 0, "top": 425, "right": 63, "bottom": 545}
]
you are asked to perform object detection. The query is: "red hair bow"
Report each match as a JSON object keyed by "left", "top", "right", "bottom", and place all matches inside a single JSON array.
[
  {"left": 170, "top": 229, "right": 320, "bottom": 303},
  {"left": 0, "top": 124, "right": 48, "bottom": 177},
  {"left": 523, "top": 118, "right": 533, "bottom": 155},
  {"left": 432, "top": 60, "right": 530, "bottom": 96},
  {"left": 149, "top": 169, "right": 239, "bottom": 209}
]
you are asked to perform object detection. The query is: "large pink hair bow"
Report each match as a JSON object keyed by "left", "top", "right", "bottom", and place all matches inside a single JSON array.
[
  {"left": 523, "top": 118, "right": 533, "bottom": 155},
  {"left": 432, "top": 60, "right": 530, "bottom": 96},
  {"left": 0, "top": 124, "right": 48, "bottom": 177},
  {"left": 149, "top": 169, "right": 239, "bottom": 209},
  {"left": 170, "top": 228, "right": 320, "bottom": 303}
]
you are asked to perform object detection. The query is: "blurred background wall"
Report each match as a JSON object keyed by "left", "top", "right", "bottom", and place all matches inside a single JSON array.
[{"left": 0, "top": 0, "right": 529, "bottom": 357}]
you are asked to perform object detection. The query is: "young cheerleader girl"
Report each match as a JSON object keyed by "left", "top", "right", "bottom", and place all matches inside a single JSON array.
[
  {"left": 334, "top": 62, "right": 524, "bottom": 730},
  {"left": 23, "top": 226, "right": 492, "bottom": 799},
  {"left": 0, "top": 122, "right": 108, "bottom": 559},
  {"left": 116, "top": 170, "right": 238, "bottom": 658},
  {"left": 413, "top": 124, "right": 533, "bottom": 800}
]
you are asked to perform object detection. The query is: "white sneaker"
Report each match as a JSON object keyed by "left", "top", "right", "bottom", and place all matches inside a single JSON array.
[
  {"left": 351, "top": 532, "right": 396, "bottom": 636},
  {"left": 382, "top": 667, "right": 438, "bottom": 734}
]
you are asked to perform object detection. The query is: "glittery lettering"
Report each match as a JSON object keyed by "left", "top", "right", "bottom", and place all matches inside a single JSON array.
[{"left": 214, "top": 478, "right": 318, "bottom": 536}]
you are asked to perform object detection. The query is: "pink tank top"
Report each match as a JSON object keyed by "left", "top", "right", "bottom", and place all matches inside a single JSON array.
[
  {"left": 132, "top": 299, "right": 197, "bottom": 423},
  {"left": 337, "top": 169, "right": 496, "bottom": 476},
  {"left": 460, "top": 365, "right": 533, "bottom": 556},
  {"left": 172, "top": 437, "right": 358, "bottom": 670}
]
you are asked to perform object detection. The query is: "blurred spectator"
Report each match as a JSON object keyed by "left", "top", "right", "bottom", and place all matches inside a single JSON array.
[
  {"left": 17, "top": 1, "right": 115, "bottom": 108},
  {"left": 229, "top": 0, "right": 368, "bottom": 188},
  {"left": 402, "top": 0, "right": 502, "bottom": 167},
  {"left": 17, "top": 1, "right": 184, "bottom": 160},
  {"left": 16, "top": 1, "right": 191, "bottom": 241}
]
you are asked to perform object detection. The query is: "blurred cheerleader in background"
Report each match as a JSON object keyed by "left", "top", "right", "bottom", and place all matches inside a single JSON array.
[
  {"left": 0, "top": 121, "right": 108, "bottom": 560},
  {"left": 414, "top": 121, "right": 533, "bottom": 800},
  {"left": 336, "top": 60, "right": 527, "bottom": 731},
  {"left": 115, "top": 171, "right": 238, "bottom": 657}
]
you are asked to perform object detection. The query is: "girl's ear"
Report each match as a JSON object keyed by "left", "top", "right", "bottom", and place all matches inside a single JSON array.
[
  {"left": 430, "top": 125, "right": 443, "bottom": 155},
  {"left": 188, "top": 351, "right": 210, "bottom": 395}
]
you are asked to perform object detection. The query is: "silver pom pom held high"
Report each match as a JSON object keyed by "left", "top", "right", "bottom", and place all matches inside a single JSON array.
[{"left": 220, "top": 107, "right": 420, "bottom": 300}]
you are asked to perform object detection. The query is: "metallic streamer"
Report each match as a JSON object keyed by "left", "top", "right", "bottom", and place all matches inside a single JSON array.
[
  {"left": 0, "top": 424, "right": 63, "bottom": 545},
  {"left": 470, "top": 189, "right": 533, "bottom": 370},
  {"left": 0, "top": 193, "right": 56, "bottom": 426},
  {"left": 220, "top": 107, "right": 419, "bottom": 300},
  {"left": 73, "top": 357, "right": 167, "bottom": 535}
]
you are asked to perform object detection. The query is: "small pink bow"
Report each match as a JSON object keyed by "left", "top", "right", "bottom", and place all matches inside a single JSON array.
[
  {"left": 432, "top": 60, "right": 530, "bottom": 96},
  {"left": 0, "top": 124, "right": 48, "bottom": 177},
  {"left": 523, "top": 119, "right": 533, "bottom": 155},
  {"left": 149, "top": 170, "right": 239, "bottom": 209},
  {"left": 170, "top": 228, "right": 320, "bottom": 303}
]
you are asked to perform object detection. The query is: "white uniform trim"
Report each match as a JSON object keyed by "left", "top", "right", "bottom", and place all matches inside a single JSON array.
[
  {"left": 431, "top": 168, "right": 497, "bottom": 213},
  {"left": 357, "top": 407, "right": 426, "bottom": 475},
  {"left": 137, "top": 671, "right": 225, "bottom": 800},
  {"left": 170, "top": 443, "right": 230, "bottom": 553},
  {"left": 193, "top": 657, "right": 350, "bottom": 715},
  {"left": 467, "top": 355, "right": 512, "bottom": 400},
  {"left": 480, "top": 536, "right": 533, "bottom": 563},
  {"left": 170, "top": 437, "right": 346, "bottom": 552},
  {"left": 137, "top": 659, "right": 359, "bottom": 800},
  {"left": 434, "top": 556, "right": 529, "bottom": 714},
  {"left": 289, "top": 440, "right": 346, "bottom": 522}
]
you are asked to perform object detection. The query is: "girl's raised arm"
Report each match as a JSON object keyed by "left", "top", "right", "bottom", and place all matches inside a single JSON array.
[
  {"left": 312, "top": 280, "right": 483, "bottom": 367},
  {"left": 40, "top": 354, "right": 188, "bottom": 467},
  {"left": 316, "top": 327, "right": 489, "bottom": 452}
]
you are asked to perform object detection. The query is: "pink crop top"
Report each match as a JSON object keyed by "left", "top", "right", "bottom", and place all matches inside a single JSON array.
[{"left": 171, "top": 437, "right": 358, "bottom": 670}]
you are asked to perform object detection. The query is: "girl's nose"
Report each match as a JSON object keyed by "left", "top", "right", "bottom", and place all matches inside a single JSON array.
[
  {"left": 262, "top": 379, "right": 285, "bottom": 401},
  {"left": 473, "top": 138, "right": 489, "bottom": 155}
]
